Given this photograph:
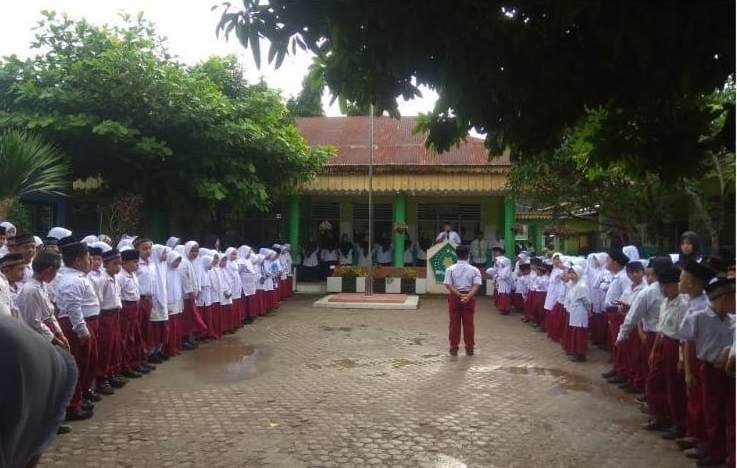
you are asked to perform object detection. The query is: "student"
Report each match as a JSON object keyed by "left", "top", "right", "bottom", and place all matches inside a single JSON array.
[
  {"left": 532, "top": 262, "right": 552, "bottom": 331},
  {"left": 225, "top": 247, "right": 244, "bottom": 329},
  {"left": 95, "top": 248, "right": 125, "bottom": 396},
  {"left": 208, "top": 251, "right": 224, "bottom": 336},
  {"left": 338, "top": 234, "right": 354, "bottom": 265},
  {"left": 320, "top": 241, "right": 339, "bottom": 278},
  {"left": 550, "top": 262, "right": 572, "bottom": 344},
  {"left": 280, "top": 244, "right": 294, "bottom": 298},
  {"left": 301, "top": 241, "right": 320, "bottom": 281},
  {"left": 404, "top": 238, "right": 416, "bottom": 267},
  {"left": 443, "top": 245, "right": 482, "bottom": 356},
  {"left": 357, "top": 241, "right": 372, "bottom": 268},
  {"left": 513, "top": 263, "right": 531, "bottom": 314},
  {"left": 600, "top": 248, "right": 633, "bottom": 384},
  {"left": 196, "top": 251, "right": 217, "bottom": 339},
  {"left": 469, "top": 232, "right": 489, "bottom": 270},
  {"left": 164, "top": 250, "right": 184, "bottom": 356},
  {"left": 147, "top": 245, "right": 170, "bottom": 363},
  {"left": 0, "top": 253, "right": 25, "bottom": 318},
  {"left": 16, "top": 251, "right": 68, "bottom": 350},
  {"left": 6, "top": 232, "right": 36, "bottom": 284},
  {"left": 643, "top": 265, "right": 690, "bottom": 433},
  {"left": 435, "top": 222, "right": 461, "bottom": 244},
  {"left": 237, "top": 245, "right": 258, "bottom": 324},
  {"left": 487, "top": 246, "right": 513, "bottom": 314},
  {"left": 678, "top": 274, "right": 735, "bottom": 467},
  {"left": 374, "top": 240, "right": 393, "bottom": 267},
  {"left": 252, "top": 252, "right": 268, "bottom": 317},
  {"left": 541, "top": 253, "right": 566, "bottom": 338},
  {"left": 216, "top": 252, "right": 235, "bottom": 333},
  {"left": 677, "top": 231, "right": 702, "bottom": 266},
  {"left": 56, "top": 241, "right": 99, "bottom": 421},
  {"left": 522, "top": 258, "right": 541, "bottom": 324},
  {"left": 117, "top": 249, "right": 148, "bottom": 378},
  {"left": 564, "top": 265, "right": 590, "bottom": 362},
  {"left": 587, "top": 252, "right": 609, "bottom": 348},
  {"left": 134, "top": 238, "right": 156, "bottom": 363},
  {"left": 611, "top": 260, "right": 648, "bottom": 393},
  {"left": 180, "top": 241, "right": 205, "bottom": 349},
  {"left": 676, "top": 259, "right": 718, "bottom": 459}
]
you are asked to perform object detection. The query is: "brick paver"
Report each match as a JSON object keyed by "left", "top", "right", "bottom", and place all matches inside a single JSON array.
[{"left": 39, "top": 295, "right": 692, "bottom": 468}]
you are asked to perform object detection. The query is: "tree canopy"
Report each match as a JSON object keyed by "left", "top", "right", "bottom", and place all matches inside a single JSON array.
[
  {"left": 217, "top": 0, "right": 735, "bottom": 179},
  {"left": 0, "top": 11, "right": 330, "bottom": 233}
]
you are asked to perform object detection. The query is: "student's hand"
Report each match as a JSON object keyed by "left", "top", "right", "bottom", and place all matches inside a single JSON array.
[
  {"left": 716, "top": 346, "right": 731, "bottom": 371},
  {"left": 637, "top": 328, "right": 646, "bottom": 343},
  {"left": 677, "top": 359, "right": 684, "bottom": 375},
  {"left": 648, "top": 352, "right": 656, "bottom": 369},
  {"left": 727, "top": 354, "right": 735, "bottom": 377}
]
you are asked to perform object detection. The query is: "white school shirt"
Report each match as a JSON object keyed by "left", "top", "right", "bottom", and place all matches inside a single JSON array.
[
  {"left": 435, "top": 230, "right": 461, "bottom": 244},
  {"left": 656, "top": 295, "right": 689, "bottom": 339},
  {"left": 216, "top": 266, "right": 233, "bottom": 305},
  {"left": 237, "top": 259, "right": 257, "bottom": 297},
  {"left": 137, "top": 258, "right": 156, "bottom": 297},
  {"left": 56, "top": 266, "right": 100, "bottom": 338},
  {"left": 116, "top": 269, "right": 140, "bottom": 302},
  {"left": 374, "top": 246, "right": 393, "bottom": 264},
  {"left": 338, "top": 248, "right": 354, "bottom": 265},
  {"left": 403, "top": 247, "right": 414, "bottom": 264},
  {"left": 514, "top": 273, "right": 529, "bottom": 297},
  {"left": 302, "top": 249, "right": 319, "bottom": 267},
  {"left": 21, "top": 263, "right": 33, "bottom": 284},
  {"left": 567, "top": 295, "right": 591, "bottom": 328},
  {"left": 672, "top": 293, "right": 709, "bottom": 340},
  {"left": 0, "top": 275, "right": 13, "bottom": 317},
  {"left": 320, "top": 248, "right": 338, "bottom": 263},
  {"left": 98, "top": 270, "right": 122, "bottom": 310},
  {"left": 444, "top": 260, "right": 482, "bottom": 292},
  {"left": 603, "top": 269, "right": 631, "bottom": 309},
  {"left": 357, "top": 249, "right": 372, "bottom": 267},
  {"left": 416, "top": 246, "right": 427, "bottom": 261},
  {"left": 197, "top": 268, "right": 213, "bottom": 307},
  {"left": 679, "top": 306, "right": 736, "bottom": 364},
  {"left": 16, "top": 278, "right": 62, "bottom": 342},
  {"left": 617, "top": 281, "right": 663, "bottom": 342},
  {"left": 543, "top": 267, "right": 565, "bottom": 310}
]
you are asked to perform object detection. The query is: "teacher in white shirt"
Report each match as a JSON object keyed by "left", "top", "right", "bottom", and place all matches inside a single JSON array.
[{"left": 435, "top": 222, "right": 461, "bottom": 245}]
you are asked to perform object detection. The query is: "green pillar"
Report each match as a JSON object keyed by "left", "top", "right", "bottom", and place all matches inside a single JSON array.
[
  {"left": 393, "top": 192, "right": 406, "bottom": 267},
  {"left": 289, "top": 194, "right": 300, "bottom": 261},
  {"left": 503, "top": 196, "right": 515, "bottom": 256}
]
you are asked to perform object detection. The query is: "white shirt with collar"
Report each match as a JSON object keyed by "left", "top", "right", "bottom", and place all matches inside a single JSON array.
[
  {"left": 679, "top": 305, "right": 736, "bottom": 364},
  {"left": 136, "top": 258, "right": 156, "bottom": 297},
  {"left": 16, "top": 278, "right": 62, "bottom": 341},
  {"left": 116, "top": 269, "right": 140, "bottom": 302},
  {"left": 98, "top": 270, "right": 122, "bottom": 310},
  {"left": 436, "top": 230, "right": 461, "bottom": 244},
  {"left": 56, "top": 266, "right": 100, "bottom": 338},
  {"left": 444, "top": 260, "right": 482, "bottom": 292},
  {"left": 604, "top": 269, "right": 632, "bottom": 309}
]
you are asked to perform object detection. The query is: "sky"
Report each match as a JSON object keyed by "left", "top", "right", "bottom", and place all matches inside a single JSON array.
[{"left": 0, "top": 0, "right": 439, "bottom": 116}]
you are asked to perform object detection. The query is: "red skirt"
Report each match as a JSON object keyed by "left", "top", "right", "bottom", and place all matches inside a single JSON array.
[
  {"left": 120, "top": 301, "right": 141, "bottom": 369},
  {"left": 513, "top": 293, "right": 525, "bottom": 311},
  {"left": 495, "top": 292, "right": 512, "bottom": 313},
  {"left": 590, "top": 313, "right": 608, "bottom": 348},
  {"left": 558, "top": 309, "right": 570, "bottom": 348},
  {"left": 255, "top": 290, "right": 267, "bottom": 316},
  {"left": 221, "top": 303, "right": 234, "bottom": 332},
  {"left": 244, "top": 294, "right": 258, "bottom": 318},
  {"left": 164, "top": 313, "right": 182, "bottom": 355},
  {"left": 565, "top": 325, "right": 589, "bottom": 355},
  {"left": 547, "top": 303, "right": 565, "bottom": 342},
  {"left": 211, "top": 303, "right": 222, "bottom": 337},
  {"left": 147, "top": 320, "right": 169, "bottom": 350}
]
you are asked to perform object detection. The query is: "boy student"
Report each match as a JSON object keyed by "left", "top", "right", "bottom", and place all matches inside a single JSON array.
[
  {"left": 117, "top": 249, "right": 150, "bottom": 378},
  {"left": 7, "top": 232, "right": 36, "bottom": 283},
  {"left": 643, "top": 266, "right": 688, "bottom": 435},
  {"left": 443, "top": 245, "right": 482, "bottom": 356},
  {"left": 600, "top": 248, "right": 633, "bottom": 384},
  {"left": 56, "top": 240, "right": 100, "bottom": 421},
  {"left": 95, "top": 248, "right": 126, "bottom": 396},
  {"left": 134, "top": 238, "right": 156, "bottom": 362},
  {"left": 611, "top": 260, "right": 648, "bottom": 394},
  {"left": 679, "top": 274, "right": 735, "bottom": 467},
  {"left": 0, "top": 253, "right": 25, "bottom": 318},
  {"left": 16, "top": 251, "right": 68, "bottom": 350},
  {"left": 676, "top": 259, "right": 718, "bottom": 460}
]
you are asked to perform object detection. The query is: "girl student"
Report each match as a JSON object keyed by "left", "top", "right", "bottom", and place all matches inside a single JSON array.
[
  {"left": 223, "top": 247, "right": 244, "bottom": 330},
  {"left": 237, "top": 246, "right": 258, "bottom": 324},
  {"left": 563, "top": 264, "right": 591, "bottom": 362},
  {"left": 164, "top": 250, "right": 183, "bottom": 356}
]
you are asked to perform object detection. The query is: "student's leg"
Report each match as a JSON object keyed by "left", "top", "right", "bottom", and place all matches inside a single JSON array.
[
  {"left": 645, "top": 342, "right": 670, "bottom": 422},
  {"left": 461, "top": 298, "right": 476, "bottom": 354},
  {"left": 447, "top": 295, "right": 462, "bottom": 354},
  {"left": 699, "top": 362, "right": 728, "bottom": 462},
  {"left": 663, "top": 338, "right": 687, "bottom": 432}
]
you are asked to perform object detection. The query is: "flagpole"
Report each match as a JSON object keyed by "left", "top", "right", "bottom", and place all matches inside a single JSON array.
[{"left": 366, "top": 104, "right": 374, "bottom": 296}]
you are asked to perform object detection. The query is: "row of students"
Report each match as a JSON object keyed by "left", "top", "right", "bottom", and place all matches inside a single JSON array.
[
  {"left": 0, "top": 225, "right": 295, "bottom": 435},
  {"left": 485, "top": 233, "right": 735, "bottom": 467}
]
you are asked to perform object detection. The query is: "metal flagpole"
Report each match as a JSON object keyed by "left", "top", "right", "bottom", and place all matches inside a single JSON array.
[{"left": 366, "top": 104, "right": 374, "bottom": 296}]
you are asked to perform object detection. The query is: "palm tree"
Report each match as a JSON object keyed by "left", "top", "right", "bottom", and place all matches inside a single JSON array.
[{"left": 0, "top": 130, "right": 69, "bottom": 219}]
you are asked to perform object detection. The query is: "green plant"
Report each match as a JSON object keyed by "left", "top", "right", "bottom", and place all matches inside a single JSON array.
[
  {"left": 333, "top": 265, "right": 366, "bottom": 278},
  {"left": 402, "top": 268, "right": 418, "bottom": 279}
]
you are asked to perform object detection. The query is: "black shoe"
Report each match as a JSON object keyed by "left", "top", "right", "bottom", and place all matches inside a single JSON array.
[
  {"left": 618, "top": 382, "right": 631, "bottom": 389},
  {"left": 696, "top": 457, "right": 726, "bottom": 467},
  {"left": 601, "top": 369, "right": 617, "bottom": 379},
  {"left": 148, "top": 354, "right": 163, "bottom": 364},
  {"left": 244, "top": 317, "right": 255, "bottom": 324},
  {"left": 466, "top": 349, "right": 474, "bottom": 356},
  {"left": 684, "top": 447, "right": 707, "bottom": 460},
  {"left": 65, "top": 409, "right": 93, "bottom": 422},
  {"left": 660, "top": 427, "right": 684, "bottom": 440},
  {"left": 449, "top": 349, "right": 459, "bottom": 356},
  {"left": 135, "top": 365, "right": 151, "bottom": 374},
  {"left": 95, "top": 382, "right": 115, "bottom": 396},
  {"left": 122, "top": 368, "right": 143, "bottom": 378},
  {"left": 83, "top": 389, "right": 102, "bottom": 402},
  {"left": 156, "top": 352, "right": 170, "bottom": 361},
  {"left": 82, "top": 401, "right": 95, "bottom": 411},
  {"left": 676, "top": 437, "right": 698, "bottom": 450},
  {"left": 182, "top": 341, "right": 197, "bottom": 351},
  {"left": 642, "top": 419, "right": 670, "bottom": 431},
  {"left": 635, "top": 395, "right": 647, "bottom": 404},
  {"left": 568, "top": 354, "right": 586, "bottom": 362},
  {"left": 606, "top": 374, "right": 627, "bottom": 384},
  {"left": 109, "top": 376, "right": 127, "bottom": 388},
  {"left": 57, "top": 424, "right": 72, "bottom": 434}
]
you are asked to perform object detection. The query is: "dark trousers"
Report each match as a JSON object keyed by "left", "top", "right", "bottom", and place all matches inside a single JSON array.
[
  {"left": 448, "top": 294, "right": 475, "bottom": 352},
  {"left": 700, "top": 362, "right": 731, "bottom": 462},
  {"left": 60, "top": 316, "right": 98, "bottom": 412},
  {"left": 120, "top": 301, "right": 140, "bottom": 369}
]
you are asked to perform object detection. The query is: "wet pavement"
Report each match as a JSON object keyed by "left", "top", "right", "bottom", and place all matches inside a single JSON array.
[{"left": 39, "top": 295, "right": 693, "bottom": 468}]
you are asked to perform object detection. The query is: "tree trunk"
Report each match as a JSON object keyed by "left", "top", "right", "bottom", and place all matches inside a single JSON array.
[{"left": 684, "top": 185, "right": 720, "bottom": 254}]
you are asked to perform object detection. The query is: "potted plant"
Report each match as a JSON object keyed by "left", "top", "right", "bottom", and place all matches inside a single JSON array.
[
  {"left": 399, "top": 268, "right": 417, "bottom": 294},
  {"left": 329, "top": 265, "right": 366, "bottom": 292}
]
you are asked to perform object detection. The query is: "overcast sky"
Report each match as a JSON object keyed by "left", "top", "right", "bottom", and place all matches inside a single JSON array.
[{"left": 0, "top": 0, "right": 438, "bottom": 116}]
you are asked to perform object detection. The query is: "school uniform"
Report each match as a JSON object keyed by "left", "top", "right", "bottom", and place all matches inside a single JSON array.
[
  {"left": 443, "top": 260, "right": 482, "bottom": 354},
  {"left": 216, "top": 262, "right": 235, "bottom": 333},
  {"left": 603, "top": 268, "right": 632, "bottom": 375},
  {"left": 374, "top": 245, "right": 392, "bottom": 267},
  {"left": 301, "top": 246, "right": 320, "bottom": 281},
  {"left": 522, "top": 270, "right": 539, "bottom": 323},
  {"left": 253, "top": 255, "right": 267, "bottom": 317},
  {"left": 435, "top": 230, "right": 461, "bottom": 244},
  {"left": 357, "top": 247, "right": 372, "bottom": 268},
  {"left": 612, "top": 279, "right": 647, "bottom": 387},
  {"left": 16, "top": 278, "right": 62, "bottom": 342},
  {"left": 587, "top": 253, "right": 609, "bottom": 347},
  {"left": 564, "top": 266, "right": 590, "bottom": 358},
  {"left": 208, "top": 260, "right": 224, "bottom": 337},
  {"left": 164, "top": 250, "right": 184, "bottom": 355},
  {"left": 469, "top": 239, "right": 489, "bottom": 270},
  {"left": 117, "top": 267, "right": 142, "bottom": 373},
  {"left": 96, "top": 270, "right": 123, "bottom": 384},
  {"left": 680, "top": 306, "right": 735, "bottom": 463},
  {"left": 196, "top": 256, "right": 217, "bottom": 339},
  {"left": 320, "top": 247, "right": 338, "bottom": 279},
  {"left": 552, "top": 282, "right": 570, "bottom": 344},
  {"left": 136, "top": 256, "right": 157, "bottom": 354},
  {"left": 543, "top": 265, "right": 566, "bottom": 333},
  {"left": 146, "top": 246, "right": 169, "bottom": 356},
  {"left": 531, "top": 273, "right": 550, "bottom": 328},
  {"left": 487, "top": 256, "right": 512, "bottom": 314},
  {"left": 56, "top": 266, "right": 100, "bottom": 413},
  {"left": 403, "top": 245, "right": 415, "bottom": 267},
  {"left": 180, "top": 241, "right": 205, "bottom": 340},
  {"left": 281, "top": 245, "right": 294, "bottom": 297},
  {"left": 513, "top": 271, "right": 529, "bottom": 313}
]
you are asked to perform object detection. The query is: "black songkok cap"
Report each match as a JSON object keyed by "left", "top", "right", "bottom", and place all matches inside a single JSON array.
[
  {"left": 121, "top": 249, "right": 139, "bottom": 262},
  {"left": 56, "top": 236, "right": 77, "bottom": 250},
  {"left": 681, "top": 259, "right": 718, "bottom": 284},
  {"left": 33, "top": 251, "right": 62, "bottom": 269},
  {"left": 0, "top": 253, "right": 24, "bottom": 270},
  {"left": 705, "top": 275, "right": 736, "bottom": 300},
  {"left": 42, "top": 237, "right": 59, "bottom": 246},
  {"left": 60, "top": 241, "right": 88, "bottom": 259},
  {"left": 88, "top": 246, "right": 103, "bottom": 256},
  {"left": 607, "top": 248, "right": 630, "bottom": 267},
  {"left": 529, "top": 257, "right": 543, "bottom": 266},
  {"left": 7, "top": 232, "right": 34, "bottom": 246},
  {"left": 0, "top": 226, "right": 5, "bottom": 235},
  {"left": 658, "top": 265, "right": 682, "bottom": 284},
  {"left": 102, "top": 249, "right": 120, "bottom": 261}
]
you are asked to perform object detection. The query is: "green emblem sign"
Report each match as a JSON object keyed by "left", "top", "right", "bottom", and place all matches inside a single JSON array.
[{"left": 429, "top": 243, "right": 457, "bottom": 282}]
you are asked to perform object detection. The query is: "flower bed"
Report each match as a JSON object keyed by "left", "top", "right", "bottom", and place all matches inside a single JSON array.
[{"left": 327, "top": 266, "right": 428, "bottom": 294}]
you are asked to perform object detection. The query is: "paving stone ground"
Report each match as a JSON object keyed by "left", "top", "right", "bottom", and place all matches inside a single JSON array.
[{"left": 39, "top": 295, "right": 693, "bottom": 468}]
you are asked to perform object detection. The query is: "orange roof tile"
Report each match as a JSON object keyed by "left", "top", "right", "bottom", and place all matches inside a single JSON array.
[{"left": 295, "top": 116, "right": 510, "bottom": 167}]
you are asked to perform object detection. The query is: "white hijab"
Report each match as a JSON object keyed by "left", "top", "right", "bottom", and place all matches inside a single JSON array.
[
  {"left": 567, "top": 265, "right": 589, "bottom": 304},
  {"left": 165, "top": 250, "right": 183, "bottom": 307},
  {"left": 151, "top": 244, "right": 169, "bottom": 309},
  {"left": 47, "top": 227, "right": 72, "bottom": 240}
]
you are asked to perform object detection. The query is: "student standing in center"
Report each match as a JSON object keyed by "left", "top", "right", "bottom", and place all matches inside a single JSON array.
[{"left": 444, "top": 245, "right": 482, "bottom": 357}]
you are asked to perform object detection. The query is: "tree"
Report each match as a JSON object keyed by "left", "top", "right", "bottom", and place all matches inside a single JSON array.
[
  {"left": 0, "top": 129, "right": 68, "bottom": 219},
  {"left": 217, "top": 0, "right": 734, "bottom": 179},
  {"left": 0, "top": 12, "right": 329, "bottom": 233},
  {"left": 286, "top": 62, "right": 325, "bottom": 117}
]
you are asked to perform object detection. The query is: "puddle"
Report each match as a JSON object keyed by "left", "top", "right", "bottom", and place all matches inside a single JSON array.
[
  {"left": 333, "top": 358, "right": 358, "bottom": 369},
  {"left": 190, "top": 337, "right": 272, "bottom": 383},
  {"left": 471, "top": 365, "right": 618, "bottom": 395}
]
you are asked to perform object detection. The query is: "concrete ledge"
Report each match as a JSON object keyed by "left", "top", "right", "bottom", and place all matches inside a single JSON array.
[{"left": 313, "top": 294, "right": 419, "bottom": 310}]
